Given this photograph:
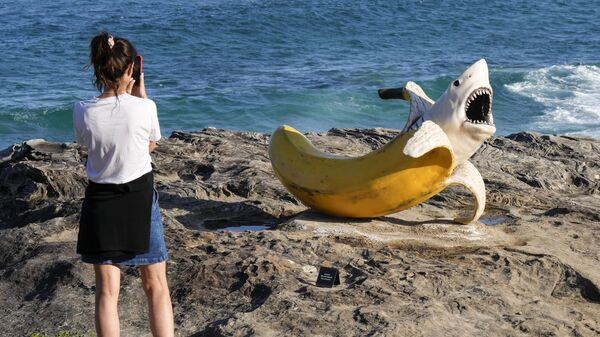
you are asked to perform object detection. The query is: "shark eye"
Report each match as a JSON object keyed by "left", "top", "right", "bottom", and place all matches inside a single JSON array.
[{"left": 453, "top": 80, "right": 460, "bottom": 87}]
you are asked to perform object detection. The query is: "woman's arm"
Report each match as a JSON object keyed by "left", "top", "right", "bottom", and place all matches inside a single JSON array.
[
  {"left": 131, "top": 70, "right": 158, "bottom": 153},
  {"left": 126, "top": 72, "right": 148, "bottom": 99}
]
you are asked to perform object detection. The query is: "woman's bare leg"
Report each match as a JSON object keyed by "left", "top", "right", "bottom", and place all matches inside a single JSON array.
[
  {"left": 94, "top": 264, "right": 121, "bottom": 337},
  {"left": 139, "top": 262, "right": 174, "bottom": 337}
]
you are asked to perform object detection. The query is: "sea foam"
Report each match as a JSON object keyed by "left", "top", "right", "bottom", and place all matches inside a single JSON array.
[{"left": 506, "top": 64, "right": 600, "bottom": 138}]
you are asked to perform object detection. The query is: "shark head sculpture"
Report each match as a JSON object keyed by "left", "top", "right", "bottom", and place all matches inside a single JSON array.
[
  {"left": 380, "top": 59, "right": 496, "bottom": 164},
  {"left": 425, "top": 59, "right": 495, "bottom": 163}
]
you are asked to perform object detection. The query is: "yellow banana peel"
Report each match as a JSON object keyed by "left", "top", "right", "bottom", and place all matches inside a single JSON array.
[{"left": 269, "top": 121, "right": 457, "bottom": 218}]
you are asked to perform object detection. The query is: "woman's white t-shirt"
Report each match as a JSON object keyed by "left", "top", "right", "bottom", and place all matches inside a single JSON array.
[{"left": 73, "top": 93, "right": 161, "bottom": 184}]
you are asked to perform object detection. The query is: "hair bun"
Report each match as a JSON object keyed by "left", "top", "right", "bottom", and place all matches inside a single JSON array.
[{"left": 87, "top": 31, "right": 137, "bottom": 93}]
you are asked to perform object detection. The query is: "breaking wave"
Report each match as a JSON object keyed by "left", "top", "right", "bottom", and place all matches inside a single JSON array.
[{"left": 506, "top": 65, "right": 600, "bottom": 138}]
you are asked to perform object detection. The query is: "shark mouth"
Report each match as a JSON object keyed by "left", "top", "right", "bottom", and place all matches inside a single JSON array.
[{"left": 465, "top": 87, "right": 493, "bottom": 125}]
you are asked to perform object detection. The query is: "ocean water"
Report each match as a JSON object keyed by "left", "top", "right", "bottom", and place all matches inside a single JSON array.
[{"left": 1, "top": 0, "right": 599, "bottom": 148}]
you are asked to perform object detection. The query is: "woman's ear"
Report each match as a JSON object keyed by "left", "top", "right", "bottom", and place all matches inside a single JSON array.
[{"left": 126, "top": 63, "right": 134, "bottom": 77}]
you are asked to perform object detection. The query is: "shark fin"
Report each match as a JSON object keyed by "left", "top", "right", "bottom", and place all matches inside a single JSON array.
[
  {"left": 402, "top": 81, "right": 435, "bottom": 133},
  {"left": 445, "top": 160, "right": 486, "bottom": 224},
  {"left": 403, "top": 120, "right": 452, "bottom": 159}
]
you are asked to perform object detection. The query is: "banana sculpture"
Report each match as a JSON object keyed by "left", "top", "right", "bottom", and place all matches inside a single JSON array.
[{"left": 269, "top": 59, "right": 495, "bottom": 224}]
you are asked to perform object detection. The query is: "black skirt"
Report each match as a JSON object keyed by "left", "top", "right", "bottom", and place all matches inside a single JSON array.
[{"left": 76, "top": 171, "right": 154, "bottom": 259}]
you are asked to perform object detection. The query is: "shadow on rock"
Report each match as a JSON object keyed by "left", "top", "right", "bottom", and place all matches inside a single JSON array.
[{"left": 159, "top": 192, "right": 282, "bottom": 230}]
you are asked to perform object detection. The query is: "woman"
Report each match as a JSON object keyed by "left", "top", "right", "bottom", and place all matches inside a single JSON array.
[{"left": 73, "top": 31, "right": 174, "bottom": 337}]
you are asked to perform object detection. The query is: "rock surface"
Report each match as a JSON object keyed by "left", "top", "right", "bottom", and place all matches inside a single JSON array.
[{"left": 0, "top": 128, "right": 599, "bottom": 337}]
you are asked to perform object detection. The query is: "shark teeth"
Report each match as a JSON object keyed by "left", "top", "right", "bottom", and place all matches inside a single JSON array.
[{"left": 465, "top": 87, "right": 494, "bottom": 126}]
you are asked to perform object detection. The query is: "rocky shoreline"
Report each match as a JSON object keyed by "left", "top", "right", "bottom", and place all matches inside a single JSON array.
[{"left": 0, "top": 128, "right": 599, "bottom": 336}]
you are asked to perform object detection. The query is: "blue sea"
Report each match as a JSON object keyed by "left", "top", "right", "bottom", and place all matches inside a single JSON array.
[{"left": 1, "top": 0, "right": 599, "bottom": 148}]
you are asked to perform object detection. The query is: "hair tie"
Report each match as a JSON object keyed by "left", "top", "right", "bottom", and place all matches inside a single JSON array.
[{"left": 107, "top": 35, "right": 115, "bottom": 49}]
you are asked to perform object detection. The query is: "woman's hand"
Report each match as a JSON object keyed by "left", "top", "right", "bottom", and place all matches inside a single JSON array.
[
  {"left": 126, "top": 72, "right": 148, "bottom": 99},
  {"left": 149, "top": 141, "right": 157, "bottom": 153}
]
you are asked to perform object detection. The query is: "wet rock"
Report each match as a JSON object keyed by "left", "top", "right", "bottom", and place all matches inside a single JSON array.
[{"left": 1, "top": 129, "right": 599, "bottom": 336}]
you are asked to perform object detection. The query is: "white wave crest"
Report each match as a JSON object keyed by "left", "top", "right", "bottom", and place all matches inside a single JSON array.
[{"left": 505, "top": 64, "right": 600, "bottom": 137}]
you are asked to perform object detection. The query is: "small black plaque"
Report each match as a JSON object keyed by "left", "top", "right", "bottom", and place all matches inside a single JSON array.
[{"left": 316, "top": 266, "right": 340, "bottom": 288}]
